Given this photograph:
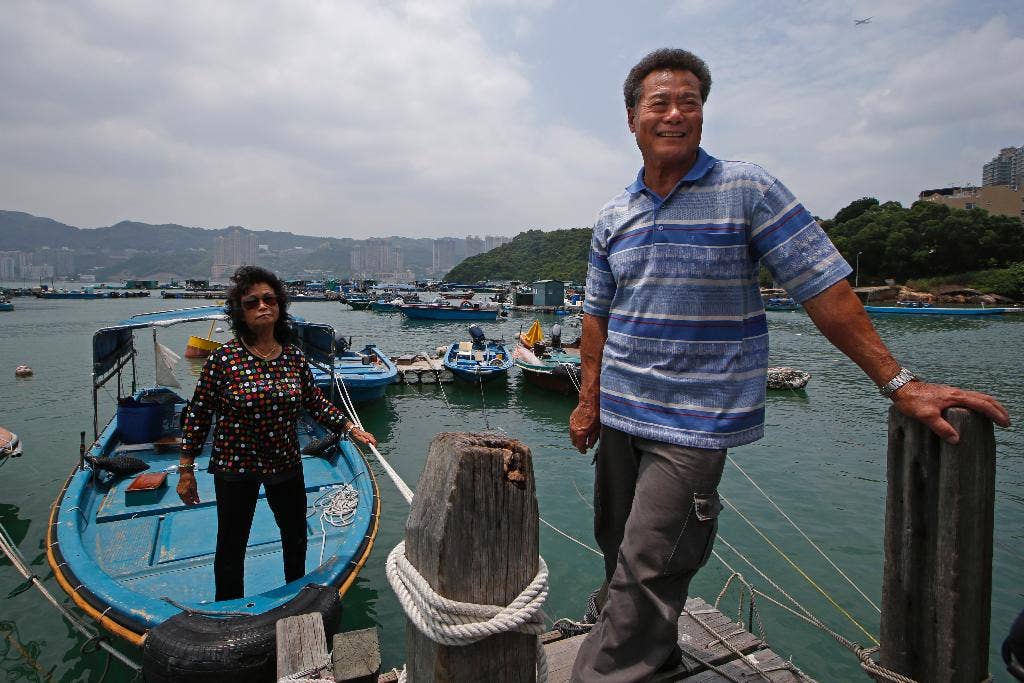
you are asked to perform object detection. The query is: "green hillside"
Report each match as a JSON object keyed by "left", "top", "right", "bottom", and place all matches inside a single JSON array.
[{"left": 444, "top": 228, "right": 591, "bottom": 283}]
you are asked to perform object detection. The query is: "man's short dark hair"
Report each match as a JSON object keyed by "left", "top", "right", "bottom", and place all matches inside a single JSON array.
[
  {"left": 623, "top": 48, "right": 712, "bottom": 108},
  {"left": 225, "top": 265, "right": 292, "bottom": 345}
]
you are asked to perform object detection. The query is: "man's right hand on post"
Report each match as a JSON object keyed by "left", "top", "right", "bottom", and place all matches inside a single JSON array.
[{"left": 570, "top": 402, "right": 601, "bottom": 453}]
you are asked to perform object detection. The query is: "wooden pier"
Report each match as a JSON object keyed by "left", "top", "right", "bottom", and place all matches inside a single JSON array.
[{"left": 276, "top": 408, "right": 998, "bottom": 683}]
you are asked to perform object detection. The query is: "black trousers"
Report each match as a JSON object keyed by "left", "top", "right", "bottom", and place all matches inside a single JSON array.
[{"left": 213, "top": 471, "right": 308, "bottom": 601}]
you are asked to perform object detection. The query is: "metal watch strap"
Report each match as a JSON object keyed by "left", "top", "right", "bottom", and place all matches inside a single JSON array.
[{"left": 880, "top": 367, "right": 916, "bottom": 398}]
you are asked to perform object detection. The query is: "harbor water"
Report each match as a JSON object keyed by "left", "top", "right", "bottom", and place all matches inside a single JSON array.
[{"left": 0, "top": 295, "right": 1021, "bottom": 681}]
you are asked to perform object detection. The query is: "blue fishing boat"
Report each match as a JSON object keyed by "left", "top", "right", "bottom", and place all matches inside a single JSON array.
[
  {"left": 309, "top": 341, "right": 398, "bottom": 403},
  {"left": 764, "top": 296, "right": 800, "bottom": 311},
  {"left": 399, "top": 301, "right": 499, "bottom": 321},
  {"left": 46, "top": 306, "right": 379, "bottom": 681},
  {"left": 0, "top": 297, "right": 13, "bottom": 311},
  {"left": 864, "top": 305, "right": 1008, "bottom": 316},
  {"left": 441, "top": 325, "right": 513, "bottom": 384},
  {"left": 369, "top": 297, "right": 403, "bottom": 313}
]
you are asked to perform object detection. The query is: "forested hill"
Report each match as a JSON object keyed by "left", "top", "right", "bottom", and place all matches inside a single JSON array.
[{"left": 444, "top": 228, "right": 591, "bottom": 283}]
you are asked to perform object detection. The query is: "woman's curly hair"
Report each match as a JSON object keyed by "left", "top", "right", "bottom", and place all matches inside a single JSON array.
[{"left": 225, "top": 265, "right": 292, "bottom": 345}]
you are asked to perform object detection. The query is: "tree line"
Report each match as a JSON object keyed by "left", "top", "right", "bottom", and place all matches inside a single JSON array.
[{"left": 446, "top": 198, "right": 1024, "bottom": 299}]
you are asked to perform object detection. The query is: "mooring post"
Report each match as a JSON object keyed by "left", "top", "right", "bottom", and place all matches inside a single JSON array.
[
  {"left": 404, "top": 432, "right": 539, "bottom": 682},
  {"left": 879, "top": 406, "right": 996, "bottom": 682}
]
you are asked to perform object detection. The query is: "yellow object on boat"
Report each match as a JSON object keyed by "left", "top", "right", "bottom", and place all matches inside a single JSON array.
[{"left": 522, "top": 320, "right": 543, "bottom": 348}]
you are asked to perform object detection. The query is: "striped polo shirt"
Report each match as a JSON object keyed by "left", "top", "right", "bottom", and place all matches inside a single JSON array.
[{"left": 583, "top": 148, "right": 851, "bottom": 449}]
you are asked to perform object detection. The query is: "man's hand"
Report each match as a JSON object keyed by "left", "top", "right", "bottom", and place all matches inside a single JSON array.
[
  {"left": 176, "top": 471, "right": 200, "bottom": 505},
  {"left": 891, "top": 381, "right": 1010, "bottom": 444},
  {"left": 570, "top": 402, "right": 601, "bottom": 453}
]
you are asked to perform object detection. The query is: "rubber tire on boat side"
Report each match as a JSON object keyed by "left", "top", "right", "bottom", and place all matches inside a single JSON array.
[{"left": 141, "top": 584, "right": 342, "bottom": 683}]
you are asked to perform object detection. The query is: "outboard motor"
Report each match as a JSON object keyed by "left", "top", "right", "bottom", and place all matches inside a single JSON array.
[
  {"left": 334, "top": 333, "right": 350, "bottom": 354},
  {"left": 550, "top": 324, "right": 563, "bottom": 350},
  {"left": 468, "top": 324, "right": 486, "bottom": 348}
]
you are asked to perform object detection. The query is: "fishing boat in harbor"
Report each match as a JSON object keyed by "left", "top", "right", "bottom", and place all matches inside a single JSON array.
[
  {"left": 764, "top": 296, "right": 800, "bottom": 311},
  {"left": 864, "top": 305, "right": 1009, "bottom": 316},
  {"left": 0, "top": 296, "right": 13, "bottom": 311},
  {"left": 369, "top": 297, "right": 403, "bottom": 313},
  {"left": 512, "top": 321, "right": 582, "bottom": 395},
  {"left": 309, "top": 340, "right": 398, "bottom": 403},
  {"left": 46, "top": 306, "right": 379, "bottom": 682},
  {"left": 399, "top": 300, "right": 499, "bottom": 321},
  {"left": 343, "top": 294, "right": 373, "bottom": 310},
  {"left": 38, "top": 287, "right": 110, "bottom": 299},
  {"left": 441, "top": 325, "right": 513, "bottom": 384}
]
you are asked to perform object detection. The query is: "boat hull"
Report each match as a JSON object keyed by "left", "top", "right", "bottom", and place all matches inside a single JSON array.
[
  {"left": 864, "top": 306, "right": 1006, "bottom": 316},
  {"left": 310, "top": 345, "right": 398, "bottom": 403},
  {"left": 441, "top": 341, "right": 513, "bottom": 384},
  {"left": 184, "top": 335, "right": 222, "bottom": 358}
]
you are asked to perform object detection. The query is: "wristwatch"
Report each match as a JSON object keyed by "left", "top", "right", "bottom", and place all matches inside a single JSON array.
[{"left": 879, "top": 367, "right": 917, "bottom": 398}]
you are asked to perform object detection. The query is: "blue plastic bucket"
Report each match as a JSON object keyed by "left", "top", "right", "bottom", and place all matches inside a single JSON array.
[{"left": 117, "top": 402, "right": 163, "bottom": 444}]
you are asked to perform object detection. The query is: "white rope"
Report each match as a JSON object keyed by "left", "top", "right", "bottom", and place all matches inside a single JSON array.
[
  {"left": 385, "top": 541, "right": 550, "bottom": 682},
  {"left": 309, "top": 484, "right": 360, "bottom": 564}
]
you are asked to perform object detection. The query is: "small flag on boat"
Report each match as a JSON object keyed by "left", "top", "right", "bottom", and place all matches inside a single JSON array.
[
  {"left": 522, "top": 319, "right": 544, "bottom": 348},
  {"left": 155, "top": 339, "right": 182, "bottom": 388}
]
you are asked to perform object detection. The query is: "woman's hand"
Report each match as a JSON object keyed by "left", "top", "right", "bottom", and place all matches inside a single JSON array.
[
  {"left": 177, "top": 471, "right": 200, "bottom": 505},
  {"left": 349, "top": 427, "right": 377, "bottom": 448}
]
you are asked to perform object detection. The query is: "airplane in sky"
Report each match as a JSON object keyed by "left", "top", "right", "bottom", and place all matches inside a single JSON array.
[{"left": 854, "top": 17, "right": 873, "bottom": 25}]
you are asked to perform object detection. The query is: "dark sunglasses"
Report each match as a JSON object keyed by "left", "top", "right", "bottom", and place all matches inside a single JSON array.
[{"left": 241, "top": 294, "right": 279, "bottom": 310}]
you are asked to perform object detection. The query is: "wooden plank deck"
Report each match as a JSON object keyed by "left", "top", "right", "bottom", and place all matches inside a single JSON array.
[{"left": 544, "top": 597, "right": 813, "bottom": 683}]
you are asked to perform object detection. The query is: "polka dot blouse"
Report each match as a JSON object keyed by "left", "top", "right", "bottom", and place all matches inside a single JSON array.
[{"left": 180, "top": 339, "right": 350, "bottom": 476}]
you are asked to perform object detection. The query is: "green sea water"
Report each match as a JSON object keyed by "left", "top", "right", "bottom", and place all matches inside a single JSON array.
[{"left": 0, "top": 294, "right": 1021, "bottom": 682}]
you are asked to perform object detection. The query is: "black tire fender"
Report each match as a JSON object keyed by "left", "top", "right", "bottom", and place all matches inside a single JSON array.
[{"left": 142, "top": 584, "right": 342, "bottom": 683}]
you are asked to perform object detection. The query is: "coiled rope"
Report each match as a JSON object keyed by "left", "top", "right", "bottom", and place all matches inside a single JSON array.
[{"left": 386, "top": 542, "right": 549, "bottom": 681}]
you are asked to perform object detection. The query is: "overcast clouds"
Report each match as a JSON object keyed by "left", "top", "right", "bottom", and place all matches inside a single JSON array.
[{"left": 1, "top": 1, "right": 1021, "bottom": 238}]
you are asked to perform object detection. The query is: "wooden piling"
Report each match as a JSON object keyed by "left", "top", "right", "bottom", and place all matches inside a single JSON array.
[
  {"left": 879, "top": 407, "right": 995, "bottom": 682},
  {"left": 403, "top": 432, "right": 539, "bottom": 682}
]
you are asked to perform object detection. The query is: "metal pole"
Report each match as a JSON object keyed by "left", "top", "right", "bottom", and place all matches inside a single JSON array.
[{"left": 855, "top": 251, "right": 863, "bottom": 288}]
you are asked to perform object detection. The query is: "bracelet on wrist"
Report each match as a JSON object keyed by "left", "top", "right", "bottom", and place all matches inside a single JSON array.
[
  {"left": 879, "top": 367, "right": 918, "bottom": 399},
  {"left": 178, "top": 463, "right": 196, "bottom": 472}
]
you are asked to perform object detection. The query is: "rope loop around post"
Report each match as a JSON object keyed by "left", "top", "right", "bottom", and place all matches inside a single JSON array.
[{"left": 385, "top": 541, "right": 550, "bottom": 681}]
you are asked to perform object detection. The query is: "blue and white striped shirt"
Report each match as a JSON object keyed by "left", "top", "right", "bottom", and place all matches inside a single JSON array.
[{"left": 583, "top": 149, "right": 851, "bottom": 449}]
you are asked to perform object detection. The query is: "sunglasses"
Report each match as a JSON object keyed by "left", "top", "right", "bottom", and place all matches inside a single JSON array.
[{"left": 241, "top": 294, "right": 279, "bottom": 310}]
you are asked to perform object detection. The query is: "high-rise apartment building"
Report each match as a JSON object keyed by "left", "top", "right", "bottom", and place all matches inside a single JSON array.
[
  {"left": 432, "top": 238, "right": 459, "bottom": 275},
  {"left": 484, "top": 235, "right": 511, "bottom": 251},
  {"left": 350, "top": 239, "right": 403, "bottom": 279},
  {"left": 211, "top": 229, "right": 258, "bottom": 279},
  {"left": 465, "top": 235, "right": 485, "bottom": 258},
  {"left": 982, "top": 146, "right": 1023, "bottom": 189}
]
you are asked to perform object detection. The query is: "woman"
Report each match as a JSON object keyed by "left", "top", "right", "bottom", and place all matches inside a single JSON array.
[{"left": 176, "top": 265, "right": 376, "bottom": 601}]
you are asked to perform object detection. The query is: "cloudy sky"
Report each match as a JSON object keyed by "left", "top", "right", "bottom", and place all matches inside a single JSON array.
[{"left": 1, "top": 1, "right": 1021, "bottom": 238}]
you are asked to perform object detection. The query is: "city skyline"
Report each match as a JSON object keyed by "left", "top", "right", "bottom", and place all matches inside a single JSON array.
[{"left": 1, "top": 2, "right": 1022, "bottom": 238}]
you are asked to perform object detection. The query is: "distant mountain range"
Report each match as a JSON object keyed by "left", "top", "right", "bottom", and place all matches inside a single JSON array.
[{"left": 0, "top": 210, "right": 463, "bottom": 281}]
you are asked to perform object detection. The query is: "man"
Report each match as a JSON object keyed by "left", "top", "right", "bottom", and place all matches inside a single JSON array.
[{"left": 568, "top": 48, "right": 1010, "bottom": 682}]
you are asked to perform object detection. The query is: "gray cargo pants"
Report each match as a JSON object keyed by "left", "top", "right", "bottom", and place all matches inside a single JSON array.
[{"left": 571, "top": 425, "right": 726, "bottom": 682}]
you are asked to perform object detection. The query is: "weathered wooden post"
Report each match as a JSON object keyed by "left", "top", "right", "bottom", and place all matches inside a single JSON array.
[
  {"left": 880, "top": 407, "right": 996, "bottom": 682},
  {"left": 404, "top": 432, "right": 539, "bottom": 682}
]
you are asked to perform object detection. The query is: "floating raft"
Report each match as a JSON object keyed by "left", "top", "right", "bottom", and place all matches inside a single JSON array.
[{"left": 390, "top": 355, "right": 455, "bottom": 384}]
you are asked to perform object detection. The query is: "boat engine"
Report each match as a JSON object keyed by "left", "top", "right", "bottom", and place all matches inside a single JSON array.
[
  {"left": 550, "top": 324, "right": 563, "bottom": 349},
  {"left": 334, "top": 333, "right": 351, "bottom": 354},
  {"left": 468, "top": 324, "right": 486, "bottom": 348}
]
